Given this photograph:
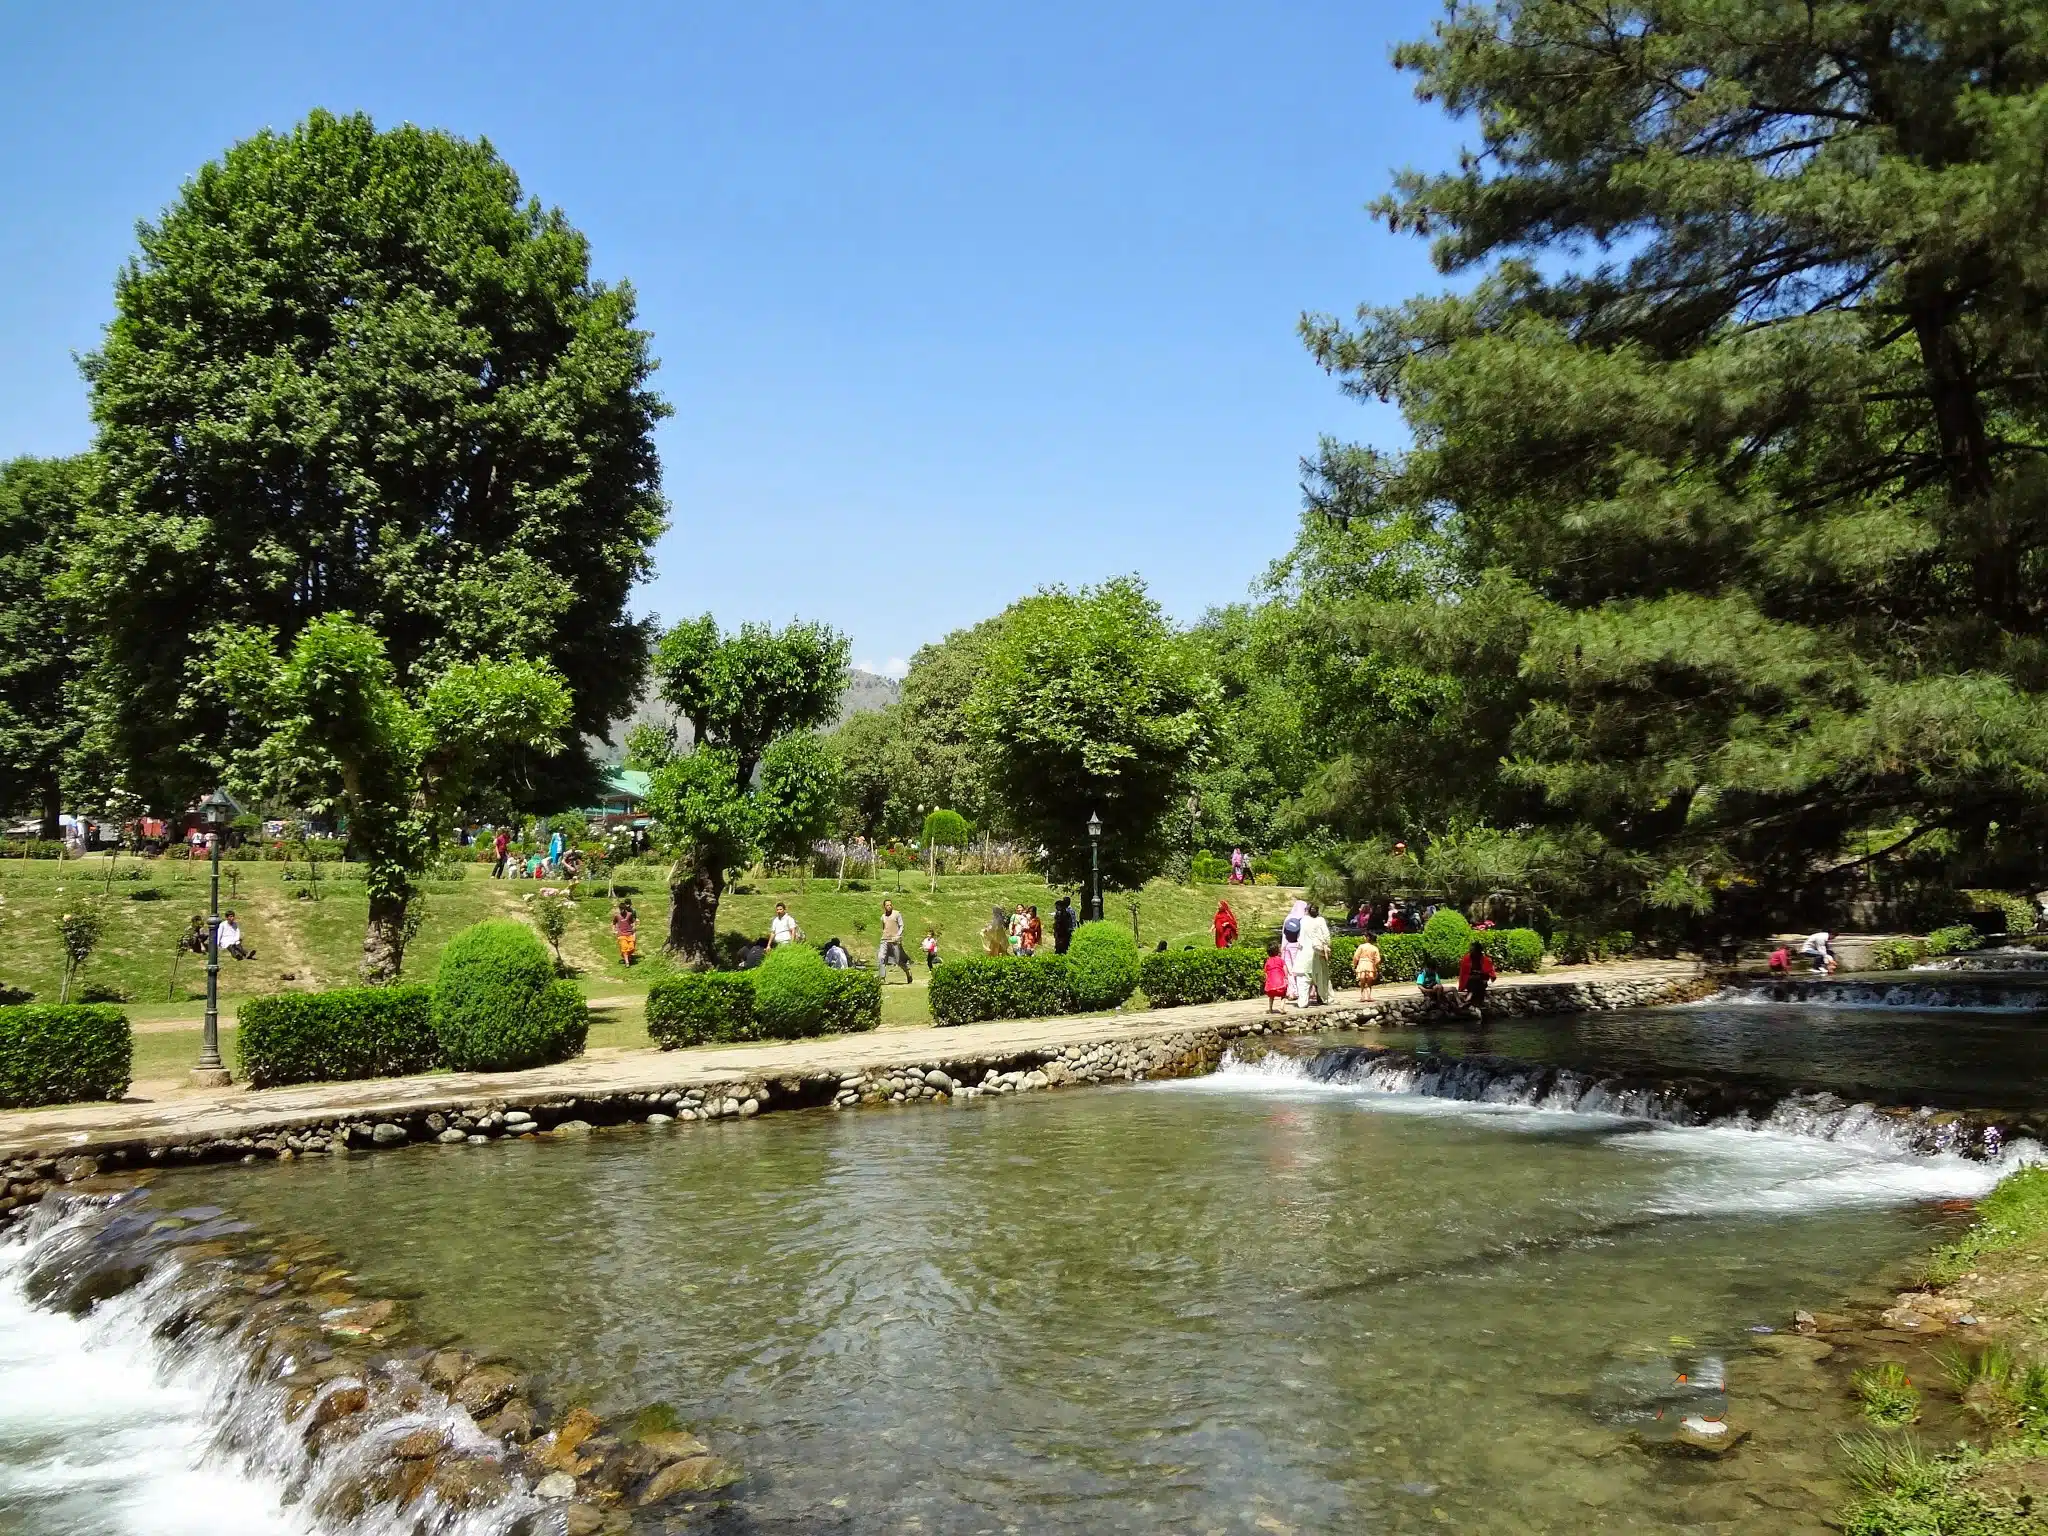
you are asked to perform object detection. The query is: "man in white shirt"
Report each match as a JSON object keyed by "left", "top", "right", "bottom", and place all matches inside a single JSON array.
[
  {"left": 215, "top": 911, "right": 254, "bottom": 961},
  {"left": 878, "top": 900, "right": 912, "bottom": 983},
  {"left": 1298, "top": 902, "right": 1333, "bottom": 1007},
  {"left": 769, "top": 903, "right": 802, "bottom": 948},
  {"left": 1799, "top": 930, "right": 1834, "bottom": 975}
]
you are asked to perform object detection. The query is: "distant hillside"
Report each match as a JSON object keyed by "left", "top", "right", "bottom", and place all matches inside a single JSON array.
[{"left": 598, "top": 669, "right": 900, "bottom": 760}]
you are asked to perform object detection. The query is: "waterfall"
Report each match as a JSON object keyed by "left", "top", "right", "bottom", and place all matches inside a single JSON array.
[
  {"left": 0, "top": 1192, "right": 547, "bottom": 1536},
  {"left": 1213, "top": 1043, "right": 2033, "bottom": 1163}
]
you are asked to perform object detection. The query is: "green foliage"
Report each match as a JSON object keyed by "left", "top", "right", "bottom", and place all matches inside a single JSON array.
[
  {"left": 645, "top": 971, "right": 756, "bottom": 1047},
  {"left": 642, "top": 962, "right": 879, "bottom": 1046},
  {"left": 1869, "top": 939, "right": 1928, "bottom": 972},
  {"left": 829, "top": 706, "right": 922, "bottom": 841},
  {"left": 752, "top": 945, "right": 836, "bottom": 1038},
  {"left": 0, "top": 1004, "right": 131, "bottom": 1107},
  {"left": 55, "top": 905, "right": 105, "bottom": 1004},
  {"left": 927, "top": 955, "right": 1075, "bottom": 1026},
  {"left": 1189, "top": 850, "right": 1231, "bottom": 884},
  {"left": 527, "top": 890, "right": 575, "bottom": 966},
  {"left": 430, "top": 921, "right": 587, "bottom": 1072},
  {"left": 642, "top": 615, "right": 850, "bottom": 962},
  {"left": 76, "top": 109, "right": 668, "bottom": 812},
  {"left": 922, "top": 809, "right": 971, "bottom": 852},
  {"left": 1420, "top": 909, "right": 1475, "bottom": 972},
  {"left": 1964, "top": 891, "right": 2037, "bottom": 938},
  {"left": 214, "top": 614, "right": 571, "bottom": 978},
  {"left": 1065, "top": 921, "right": 1141, "bottom": 1012},
  {"left": 0, "top": 840, "right": 69, "bottom": 859},
  {"left": 1852, "top": 1363, "right": 1922, "bottom": 1427},
  {"left": 235, "top": 986, "right": 438, "bottom": 1088},
  {"left": 1927, "top": 1166, "right": 2048, "bottom": 1286},
  {"left": 966, "top": 578, "right": 1217, "bottom": 888},
  {"left": 1927, "top": 925, "right": 1984, "bottom": 957},
  {"left": 1291, "top": 1, "right": 2048, "bottom": 941},
  {"left": 1138, "top": 946, "right": 1266, "bottom": 1007},
  {"left": 1840, "top": 1430, "right": 2041, "bottom": 1536},
  {"left": 0, "top": 456, "right": 91, "bottom": 835},
  {"left": 1495, "top": 929, "right": 1545, "bottom": 973}
]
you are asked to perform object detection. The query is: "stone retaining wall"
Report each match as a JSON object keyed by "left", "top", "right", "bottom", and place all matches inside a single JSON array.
[{"left": 0, "top": 972, "right": 1713, "bottom": 1228}]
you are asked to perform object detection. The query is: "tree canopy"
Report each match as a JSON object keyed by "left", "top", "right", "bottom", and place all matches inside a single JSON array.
[
  {"left": 215, "top": 613, "right": 571, "bottom": 978},
  {"left": 1294, "top": 0, "right": 2048, "bottom": 933},
  {"left": 0, "top": 456, "right": 92, "bottom": 837},
  {"left": 966, "top": 578, "right": 1216, "bottom": 887},
  {"left": 75, "top": 109, "right": 668, "bottom": 812},
  {"left": 641, "top": 615, "right": 849, "bottom": 962}
]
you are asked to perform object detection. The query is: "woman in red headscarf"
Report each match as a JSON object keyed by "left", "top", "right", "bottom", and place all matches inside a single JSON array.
[{"left": 1213, "top": 900, "right": 1239, "bottom": 949}]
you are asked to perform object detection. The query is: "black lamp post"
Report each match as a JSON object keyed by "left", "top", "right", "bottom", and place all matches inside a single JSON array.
[
  {"left": 192, "top": 789, "right": 235, "bottom": 1086},
  {"left": 1086, "top": 810, "right": 1103, "bottom": 922}
]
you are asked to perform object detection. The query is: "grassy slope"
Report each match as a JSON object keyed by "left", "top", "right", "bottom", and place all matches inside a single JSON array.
[
  {"left": 0, "top": 856, "right": 1302, "bottom": 1078},
  {"left": 1844, "top": 1166, "right": 2048, "bottom": 1534}
]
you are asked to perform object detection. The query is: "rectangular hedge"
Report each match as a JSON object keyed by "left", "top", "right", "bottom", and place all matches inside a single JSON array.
[
  {"left": 0, "top": 1004, "right": 131, "bottom": 1107},
  {"left": 1138, "top": 946, "right": 1268, "bottom": 1006},
  {"left": 235, "top": 986, "right": 439, "bottom": 1088},
  {"left": 645, "top": 969, "right": 881, "bottom": 1048},
  {"left": 926, "top": 954, "right": 1075, "bottom": 1026}
]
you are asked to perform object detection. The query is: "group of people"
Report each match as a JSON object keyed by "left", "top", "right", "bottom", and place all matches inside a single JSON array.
[
  {"left": 1768, "top": 930, "right": 1838, "bottom": 976},
  {"left": 489, "top": 827, "right": 588, "bottom": 881},
  {"left": 1225, "top": 896, "right": 1498, "bottom": 1015},
  {"left": 728, "top": 899, "right": 939, "bottom": 983}
]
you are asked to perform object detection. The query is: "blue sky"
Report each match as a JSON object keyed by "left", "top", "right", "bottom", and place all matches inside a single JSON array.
[{"left": 0, "top": 0, "right": 1467, "bottom": 676}]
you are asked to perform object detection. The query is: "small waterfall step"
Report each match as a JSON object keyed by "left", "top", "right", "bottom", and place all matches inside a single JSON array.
[{"left": 1226, "top": 1039, "right": 2042, "bottom": 1161}]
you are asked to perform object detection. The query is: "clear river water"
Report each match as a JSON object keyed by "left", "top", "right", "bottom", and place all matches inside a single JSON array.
[{"left": 3, "top": 977, "right": 2043, "bottom": 1535}]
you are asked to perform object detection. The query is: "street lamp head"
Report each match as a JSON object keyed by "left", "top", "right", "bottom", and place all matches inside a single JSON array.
[
  {"left": 198, "top": 789, "right": 236, "bottom": 830},
  {"left": 1086, "top": 810, "right": 1103, "bottom": 841}
]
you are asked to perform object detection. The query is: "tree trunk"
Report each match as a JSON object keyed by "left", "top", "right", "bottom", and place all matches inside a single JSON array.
[
  {"left": 666, "top": 858, "right": 725, "bottom": 968},
  {"left": 362, "top": 889, "right": 409, "bottom": 983},
  {"left": 38, "top": 773, "right": 60, "bottom": 844}
]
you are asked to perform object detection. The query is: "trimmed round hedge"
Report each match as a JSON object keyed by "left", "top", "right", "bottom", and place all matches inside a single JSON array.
[
  {"left": 237, "top": 985, "right": 437, "bottom": 1088},
  {"left": 0, "top": 1004, "right": 131, "bottom": 1107},
  {"left": 754, "top": 945, "right": 836, "bottom": 1037},
  {"left": 431, "top": 921, "right": 588, "bottom": 1072},
  {"left": 1066, "top": 922, "right": 1140, "bottom": 1012}
]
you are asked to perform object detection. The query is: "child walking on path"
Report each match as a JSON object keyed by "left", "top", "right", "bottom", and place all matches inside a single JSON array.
[
  {"left": 613, "top": 901, "right": 638, "bottom": 966},
  {"left": 1263, "top": 941, "right": 1289, "bottom": 1014}
]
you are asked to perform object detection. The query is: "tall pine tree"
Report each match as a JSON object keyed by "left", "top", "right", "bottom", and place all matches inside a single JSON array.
[{"left": 1306, "top": 0, "right": 2048, "bottom": 930}]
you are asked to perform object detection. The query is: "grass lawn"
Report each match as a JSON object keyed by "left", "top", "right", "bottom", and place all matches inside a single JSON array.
[{"left": 3, "top": 856, "right": 1303, "bottom": 1077}]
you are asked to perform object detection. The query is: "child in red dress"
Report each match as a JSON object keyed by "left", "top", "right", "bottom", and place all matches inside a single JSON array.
[{"left": 1263, "top": 940, "right": 1289, "bottom": 1013}]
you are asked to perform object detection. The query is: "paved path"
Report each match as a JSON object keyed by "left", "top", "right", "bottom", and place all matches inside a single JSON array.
[{"left": 0, "top": 961, "right": 1704, "bottom": 1159}]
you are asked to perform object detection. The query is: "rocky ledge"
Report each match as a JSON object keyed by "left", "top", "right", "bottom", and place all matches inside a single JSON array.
[{"left": 13, "top": 1183, "right": 738, "bottom": 1533}]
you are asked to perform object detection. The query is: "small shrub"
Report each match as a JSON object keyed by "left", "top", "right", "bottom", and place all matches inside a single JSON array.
[
  {"left": 822, "top": 969, "right": 882, "bottom": 1034},
  {"left": 1494, "top": 928, "right": 1545, "bottom": 973},
  {"left": 431, "top": 921, "right": 588, "bottom": 1072},
  {"left": 754, "top": 945, "right": 837, "bottom": 1038},
  {"left": 1252, "top": 871, "right": 1277, "bottom": 885},
  {"left": 55, "top": 906, "right": 106, "bottom": 1004},
  {"left": 645, "top": 972, "right": 756, "bottom": 1047},
  {"left": 1189, "top": 849, "right": 1230, "bottom": 883},
  {"left": 1868, "top": 938, "right": 1926, "bottom": 971},
  {"left": 1962, "top": 888, "right": 2035, "bottom": 936},
  {"left": 928, "top": 955, "right": 1074, "bottom": 1026},
  {"left": 1066, "top": 921, "right": 1140, "bottom": 1012},
  {"left": 1139, "top": 946, "right": 1266, "bottom": 1007},
  {"left": 1852, "top": 1361, "right": 1921, "bottom": 1425},
  {"left": 0, "top": 839, "right": 69, "bottom": 859},
  {"left": 237, "top": 986, "right": 439, "bottom": 1088},
  {"left": 526, "top": 890, "right": 575, "bottom": 967},
  {"left": 1925, "top": 924, "right": 1982, "bottom": 956},
  {"left": 0, "top": 1004, "right": 131, "bottom": 1107},
  {"left": 1421, "top": 909, "right": 1475, "bottom": 972},
  {"left": 1371, "top": 933, "right": 1431, "bottom": 980}
]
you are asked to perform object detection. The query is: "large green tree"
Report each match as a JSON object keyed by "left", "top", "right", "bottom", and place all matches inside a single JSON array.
[
  {"left": 215, "top": 614, "right": 571, "bottom": 978},
  {"left": 77, "top": 109, "right": 667, "bottom": 811},
  {"left": 640, "top": 616, "right": 849, "bottom": 962},
  {"left": 966, "top": 577, "right": 1216, "bottom": 888},
  {"left": 1302, "top": 0, "right": 2048, "bottom": 932},
  {"left": 0, "top": 457, "right": 92, "bottom": 837}
]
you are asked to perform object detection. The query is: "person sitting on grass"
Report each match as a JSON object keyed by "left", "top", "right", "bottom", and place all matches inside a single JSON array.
[
  {"left": 216, "top": 910, "right": 255, "bottom": 960},
  {"left": 823, "top": 937, "right": 850, "bottom": 968}
]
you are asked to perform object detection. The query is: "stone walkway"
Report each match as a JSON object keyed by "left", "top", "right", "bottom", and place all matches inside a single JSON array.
[{"left": 0, "top": 961, "right": 1706, "bottom": 1161}]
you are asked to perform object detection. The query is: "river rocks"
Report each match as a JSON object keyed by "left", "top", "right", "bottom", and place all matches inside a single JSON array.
[
  {"left": 390, "top": 1428, "right": 448, "bottom": 1460},
  {"left": 370, "top": 1123, "right": 407, "bottom": 1145},
  {"left": 452, "top": 1363, "right": 525, "bottom": 1417},
  {"left": 640, "top": 1452, "right": 740, "bottom": 1502},
  {"left": 308, "top": 1381, "right": 368, "bottom": 1430},
  {"left": 1631, "top": 1418, "right": 1750, "bottom": 1458},
  {"left": 435, "top": 1128, "right": 467, "bottom": 1145},
  {"left": 322, "top": 1299, "right": 401, "bottom": 1342},
  {"left": 535, "top": 1471, "right": 577, "bottom": 1500},
  {"left": 1794, "top": 1309, "right": 1854, "bottom": 1335},
  {"left": 636, "top": 1430, "right": 712, "bottom": 1462},
  {"left": 423, "top": 1348, "right": 472, "bottom": 1390}
]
